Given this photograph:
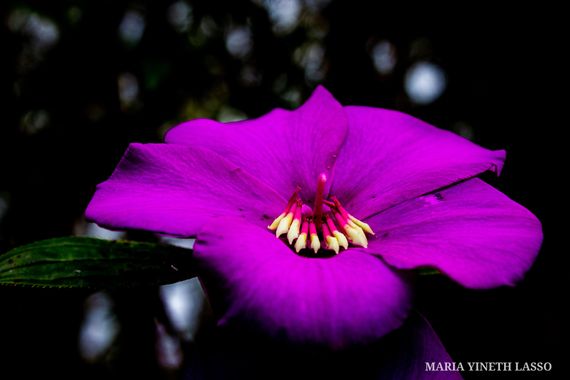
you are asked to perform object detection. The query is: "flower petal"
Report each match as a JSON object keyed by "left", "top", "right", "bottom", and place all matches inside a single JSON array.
[
  {"left": 365, "top": 179, "right": 543, "bottom": 288},
  {"left": 165, "top": 86, "right": 348, "bottom": 200},
  {"left": 182, "top": 313, "right": 461, "bottom": 380},
  {"left": 86, "top": 143, "right": 286, "bottom": 236},
  {"left": 194, "top": 217, "right": 411, "bottom": 348},
  {"left": 331, "top": 106, "right": 505, "bottom": 219},
  {"left": 370, "top": 313, "right": 463, "bottom": 380}
]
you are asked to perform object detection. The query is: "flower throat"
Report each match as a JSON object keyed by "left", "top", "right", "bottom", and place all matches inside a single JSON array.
[{"left": 268, "top": 173, "right": 374, "bottom": 255}]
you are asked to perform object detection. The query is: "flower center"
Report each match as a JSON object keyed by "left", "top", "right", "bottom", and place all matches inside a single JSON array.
[{"left": 268, "top": 173, "right": 374, "bottom": 255}]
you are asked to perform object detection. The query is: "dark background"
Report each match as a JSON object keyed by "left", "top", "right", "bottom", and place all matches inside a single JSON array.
[{"left": 0, "top": 1, "right": 563, "bottom": 379}]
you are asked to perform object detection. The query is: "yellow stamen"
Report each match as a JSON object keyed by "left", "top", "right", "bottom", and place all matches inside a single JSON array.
[
  {"left": 325, "top": 235, "right": 340, "bottom": 254},
  {"left": 347, "top": 220, "right": 367, "bottom": 239},
  {"left": 349, "top": 215, "right": 375, "bottom": 235},
  {"left": 276, "top": 212, "right": 294, "bottom": 237},
  {"left": 346, "top": 225, "right": 368, "bottom": 248},
  {"left": 310, "top": 234, "right": 321, "bottom": 253},
  {"left": 287, "top": 219, "right": 301, "bottom": 244},
  {"left": 333, "top": 230, "right": 349, "bottom": 249},
  {"left": 295, "top": 233, "right": 307, "bottom": 253},
  {"left": 268, "top": 212, "right": 286, "bottom": 230}
]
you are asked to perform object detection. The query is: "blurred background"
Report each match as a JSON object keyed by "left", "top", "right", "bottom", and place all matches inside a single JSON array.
[{"left": 0, "top": 1, "right": 563, "bottom": 379}]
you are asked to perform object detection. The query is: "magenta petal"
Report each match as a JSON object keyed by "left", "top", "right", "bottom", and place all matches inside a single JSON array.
[
  {"left": 85, "top": 143, "right": 286, "bottom": 236},
  {"left": 182, "top": 313, "right": 461, "bottom": 380},
  {"left": 165, "top": 86, "right": 348, "bottom": 200},
  {"left": 194, "top": 217, "right": 411, "bottom": 348},
  {"left": 331, "top": 106, "right": 505, "bottom": 219},
  {"left": 365, "top": 179, "right": 543, "bottom": 288},
  {"left": 372, "top": 313, "right": 463, "bottom": 380}
]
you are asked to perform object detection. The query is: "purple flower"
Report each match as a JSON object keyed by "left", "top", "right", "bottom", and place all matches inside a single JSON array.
[{"left": 86, "top": 86, "right": 542, "bottom": 348}]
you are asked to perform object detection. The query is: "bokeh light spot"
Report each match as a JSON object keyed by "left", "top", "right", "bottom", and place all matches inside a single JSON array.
[
  {"left": 118, "top": 72, "right": 140, "bottom": 110},
  {"left": 79, "top": 292, "right": 119, "bottom": 362},
  {"left": 20, "top": 110, "right": 50, "bottom": 135},
  {"left": 295, "top": 42, "right": 326, "bottom": 83},
  {"left": 75, "top": 221, "right": 126, "bottom": 240},
  {"left": 260, "top": 0, "right": 301, "bottom": 34},
  {"left": 404, "top": 61, "right": 446, "bottom": 104},
  {"left": 119, "top": 10, "right": 145, "bottom": 46},
  {"left": 155, "top": 321, "right": 183, "bottom": 369},
  {"left": 167, "top": 1, "right": 193, "bottom": 33},
  {"left": 226, "top": 26, "right": 253, "bottom": 59},
  {"left": 371, "top": 40, "right": 397, "bottom": 75},
  {"left": 160, "top": 278, "right": 207, "bottom": 341}
]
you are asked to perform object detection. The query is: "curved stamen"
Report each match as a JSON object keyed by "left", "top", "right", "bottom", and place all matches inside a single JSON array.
[
  {"left": 276, "top": 202, "right": 297, "bottom": 237},
  {"left": 349, "top": 215, "right": 375, "bottom": 235},
  {"left": 268, "top": 189, "right": 300, "bottom": 231},
  {"left": 332, "top": 196, "right": 375, "bottom": 235},
  {"left": 308, "top": 218, "right": 320, "bottom": 253},
  {"left": 287, "top": 201, "right": 303, "bottom": 244},
  {"left": 323, "top": 223, "right": 340, "bottom": 254},
  {"left": 294, "top": 218, "right": 309, "bottom": 253},
  {"left": 326, "top": 215, "right": 349, "bottom": 249}
]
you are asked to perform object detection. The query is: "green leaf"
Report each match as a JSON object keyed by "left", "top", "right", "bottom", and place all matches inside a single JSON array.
[
  {"left": 416, "top": 267, "right": 441, "bottom": 276},
  {"left": 0, "top": 237, "right": 196, "bottom": 289}
]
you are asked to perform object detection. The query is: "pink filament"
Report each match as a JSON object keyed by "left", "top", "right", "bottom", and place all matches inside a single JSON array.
[
  {"left": 308, "top": 219, "right": 317, "bottom": 236},
  {"left": 331, "top": 196, "right": 349, "bottom": 219},
  {"left": 322, "top": 223, "right": 332, "bottom": 238},
  {"left": 326, "top": 215, "right": 338, "bottom": 233},
  {"left": 300, "top": 218, "right": 309, "bottom": 235},
  {"left": 293, "top": 202, "right": 302, "bottom": 221}
]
